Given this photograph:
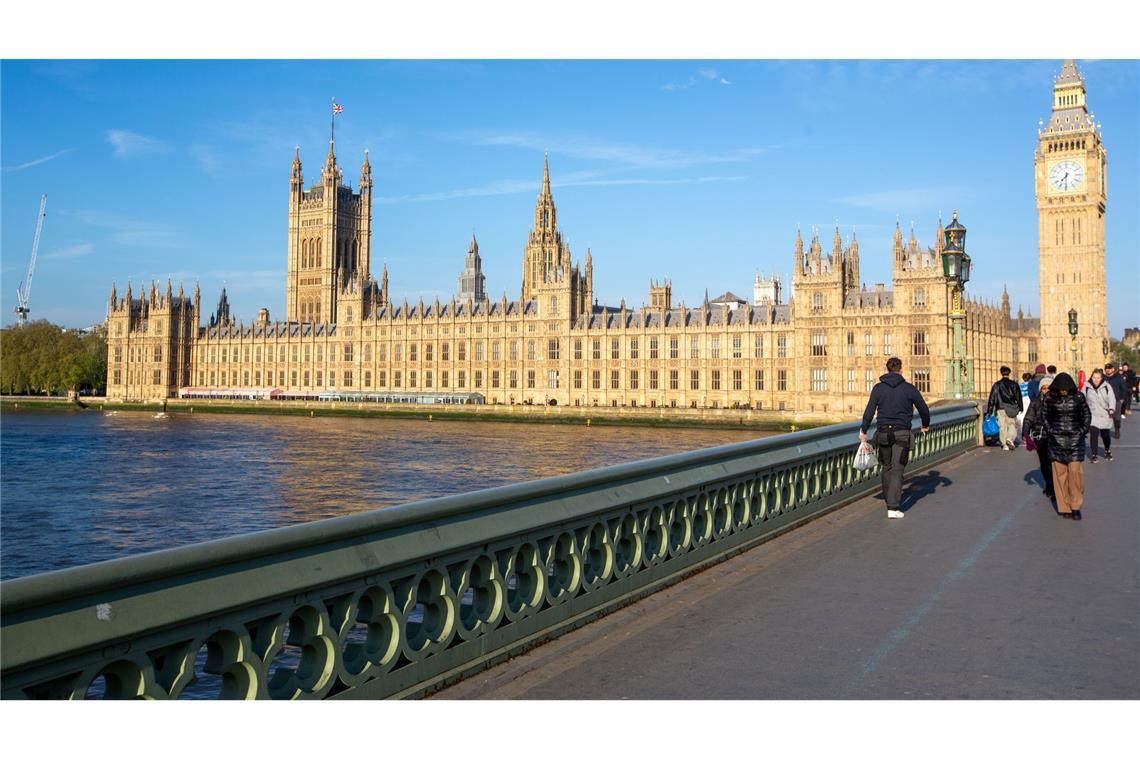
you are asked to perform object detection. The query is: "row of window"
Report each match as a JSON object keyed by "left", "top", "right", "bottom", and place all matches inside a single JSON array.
[
  {"left": 131, "top": 364, "right": 934, "bottom": 396},
  {"left": 192, "top": 334, "right": 798, "bottom": 365},
  {"left": 814, "top": 330, "right": 929, "bottom": 357},
  {"left": 188, "top": 367, "right": 805, "bottom": 394},
  {"left": 126, "top": 330, "right": 947, "bottom": 369}
]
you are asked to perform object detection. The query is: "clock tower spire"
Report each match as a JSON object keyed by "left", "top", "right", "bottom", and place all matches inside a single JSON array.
[{"left": 1035, "top": 59, "right": 1108, "bottom": 372}]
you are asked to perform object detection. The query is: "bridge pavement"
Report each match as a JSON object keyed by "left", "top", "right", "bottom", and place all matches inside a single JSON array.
[{"left": 434, "top": 440, "right": 1140, "bottom": 699}]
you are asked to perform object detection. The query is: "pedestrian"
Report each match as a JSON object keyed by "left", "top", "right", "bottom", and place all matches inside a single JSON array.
[
  {"left": 1027, "top": 363, "right": 1047, "bottom": 402},
  {"left": 1125, "top": 361, "right": 1140, "bottom": 406},
  {"left": 986, "top": 366, "right": 1023, "bottom": 450},
  {"left": 1083, "top": 368, "right": 1116, "bottom": 462},
  {"left": 1047, "top": 365, "right": 1057, "bottom": 375},
  {"left": 1121, "top": 361, "right": 1137, "bottom": 411},
  {"left": 859, "top": 356, "right": 931, "bottom": 520},
  {"left": 1022, "top": 374, "right": 1055, "bottom": 499},
  {"left": 1042, "top": 372, "right": 1092, "bottom": 520},
  {"left": 1103, "top": 362, "right": 1127, "bottom": 439},
  {"left": 1017, "top": 371, "right": 1032, "bottom": 443}
]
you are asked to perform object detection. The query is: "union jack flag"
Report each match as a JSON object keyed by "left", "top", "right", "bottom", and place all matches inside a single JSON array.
[{"left": 332, "top": 102, "right": 343, "bottom": 114}]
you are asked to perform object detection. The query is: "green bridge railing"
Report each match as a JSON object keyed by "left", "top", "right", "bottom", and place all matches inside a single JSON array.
[{"left": 1, "top": 402, "right": 979, "bottom": 699}]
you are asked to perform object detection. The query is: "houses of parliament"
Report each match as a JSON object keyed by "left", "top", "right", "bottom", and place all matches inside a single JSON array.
[{"left": 105, "top": 61, "right": 1110, "bottom": 416}]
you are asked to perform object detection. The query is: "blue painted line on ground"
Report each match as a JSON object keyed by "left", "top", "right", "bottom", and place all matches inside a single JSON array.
[{"left": 846, "top": 500, "right": 1024, "bottom": 691}]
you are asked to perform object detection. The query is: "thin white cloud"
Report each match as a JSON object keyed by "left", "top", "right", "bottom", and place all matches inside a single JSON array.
[
  {"left": 3, "top": 148, "right": 75, "bottom": 172},
  {"left": 664, "top": 67, "right": 731, "bottom": 91},
  {"left": 68, "top": 210, "right": 182, "bottom": 248},
  {"left": 44, "top": 242, "right": 95, "bottom": 260},
  {"left": 834, "top": 187, "right": 964, "bottom": 214},
  {"left": 189, "top": 144, "right": 223, "bottom": 176},
  {"left": 107, "top": 129, "right": 169, "bottom": 158},
  {"left": 379, "top": 174, "right": 747, "bottom": 204},
  {"left": 452, "top": 131, "right": 774, "bottom": 170}
]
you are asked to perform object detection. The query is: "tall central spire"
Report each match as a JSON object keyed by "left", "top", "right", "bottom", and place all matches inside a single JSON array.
[{"left": 532, "top": 152, "right": 557, "bottom": 241}]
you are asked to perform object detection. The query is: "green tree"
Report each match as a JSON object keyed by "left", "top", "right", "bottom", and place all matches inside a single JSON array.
[
  {"left": 1110, "top": 339, "right": 1138, "bottom": 369},
  {"left": 0, "top": 320, "right": 108, "bottom": 395}
]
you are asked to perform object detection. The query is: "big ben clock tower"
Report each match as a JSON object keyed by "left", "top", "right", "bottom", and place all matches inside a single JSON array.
[{"left": 1035, "top": 59, "right": 1108, "bottom": 371}]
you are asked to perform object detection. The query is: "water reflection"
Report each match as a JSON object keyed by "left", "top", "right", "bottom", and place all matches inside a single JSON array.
[{"left": 1, "top": 410, "right": 767, "bottom": 579}]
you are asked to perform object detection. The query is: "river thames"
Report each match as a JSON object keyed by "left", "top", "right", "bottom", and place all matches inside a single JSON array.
[{"left": 0, "top": 409, "right": 767, "bottom": 580}]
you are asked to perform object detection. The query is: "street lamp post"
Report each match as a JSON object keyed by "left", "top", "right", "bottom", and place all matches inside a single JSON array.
[
  {"left": 942, "top": 210, "right": 973, "bottom": 400},
  {"left": 1068, "top": 308, "right": 1079, "bottom": 378}
]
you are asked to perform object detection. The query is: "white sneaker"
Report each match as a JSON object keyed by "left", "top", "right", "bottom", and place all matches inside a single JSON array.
[
  {"left": 1001, "top": 443, "right": 1010, "bottom": 451},
  {"left": 887, "top": 510, "right": 905, "bottom": 519}
]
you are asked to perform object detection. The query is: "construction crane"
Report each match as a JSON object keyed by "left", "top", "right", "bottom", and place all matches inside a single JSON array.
[{"left": 14, "top": 194, "right": 47, "bottom": 325}]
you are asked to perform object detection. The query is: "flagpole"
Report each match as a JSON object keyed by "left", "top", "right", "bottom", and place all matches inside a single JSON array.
[{"left": 330, "top": 96, "right": 335, "bottom": 146}]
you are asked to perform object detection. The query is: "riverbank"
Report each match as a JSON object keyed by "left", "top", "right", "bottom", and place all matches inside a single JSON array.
[{"left": 1, "top": 395, "right": 843, "bottom": 431}]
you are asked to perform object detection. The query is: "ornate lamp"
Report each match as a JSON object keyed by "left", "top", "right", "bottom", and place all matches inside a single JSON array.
[
  {"left": 941, "top": 210, "right": 968, "bottom": 285},
  {"left": 942, "top": 209, "right": 973, "bottom": 400}
]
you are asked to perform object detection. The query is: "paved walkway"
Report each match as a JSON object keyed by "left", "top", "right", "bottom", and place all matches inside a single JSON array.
[{"left": 434, "top": 440, "right": 1140, "bottom": 699}]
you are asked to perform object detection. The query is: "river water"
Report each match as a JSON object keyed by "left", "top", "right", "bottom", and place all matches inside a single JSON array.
[{"left": 0, "top": 409, "right": 766, "bottom": 580}]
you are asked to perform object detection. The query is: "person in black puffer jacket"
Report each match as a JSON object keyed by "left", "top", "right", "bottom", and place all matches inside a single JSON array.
[{"left": 1042, "top": 372, "right": 1092, "bottom": 520}]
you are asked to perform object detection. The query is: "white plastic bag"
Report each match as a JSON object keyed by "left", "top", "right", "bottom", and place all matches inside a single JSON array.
[{"left": 853, "top": 441, "right": 877, "bottom": 471}]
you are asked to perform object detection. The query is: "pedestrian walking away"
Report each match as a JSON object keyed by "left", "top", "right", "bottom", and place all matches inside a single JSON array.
[
  {"left": 1022, "top": 374, "right": 1055, "bottom": 499},
  {"left": 986, "top": 366, "right": 1023, "bottom": 450},
  {"left": 1042, "top": 373, "right": 1092, "bottom": 520},
  {"left": 1103, "top": 363, "right": 1127, "bottom": 439},
  {"left": 860, "top": 356, "right": 931, "bottom": 519},
  {"left": 1084, "top": 369, "right": 1116, "bottom": 462}
]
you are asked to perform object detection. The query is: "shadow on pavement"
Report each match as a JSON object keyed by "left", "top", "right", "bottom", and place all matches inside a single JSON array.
[
  {"left": 900, "top": 470, "right": 953, "bottom": 512},
  {"left": 1024, "top": 468, "right": 1062, "bottom": 515}
]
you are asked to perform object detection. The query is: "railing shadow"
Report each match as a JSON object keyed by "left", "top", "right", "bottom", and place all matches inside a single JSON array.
[{"left": 900, "top": 470, "right": 953, "bottom": 512}]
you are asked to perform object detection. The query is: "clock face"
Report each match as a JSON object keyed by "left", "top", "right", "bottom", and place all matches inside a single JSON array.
[{"left": 1049, "top": 160, "right": 1084, "bottom": 192}]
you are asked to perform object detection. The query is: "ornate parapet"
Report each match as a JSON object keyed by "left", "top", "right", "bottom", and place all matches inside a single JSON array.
[{"left": 1, "top": 403, "right": 978, "bottom": 699}]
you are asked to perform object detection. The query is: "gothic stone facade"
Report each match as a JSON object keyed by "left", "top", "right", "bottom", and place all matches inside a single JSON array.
[{"left": 108, "top": 62, "right": 1107, "bottom": 414}]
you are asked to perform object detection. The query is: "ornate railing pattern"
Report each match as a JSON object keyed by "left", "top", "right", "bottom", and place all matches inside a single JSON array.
[{"left": 1, "top": 403, "right": 978, "bottom": 699}]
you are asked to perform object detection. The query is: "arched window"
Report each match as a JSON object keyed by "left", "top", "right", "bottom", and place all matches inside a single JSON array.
[
  {"left": 812, "top": 292, "right": 824, "bottom": 311},
  {"left": 913, "top": 288, "right": 926, "bottom": 308},
  {"left": 316, "top": 239, "right": 322, "bottom": 268}
]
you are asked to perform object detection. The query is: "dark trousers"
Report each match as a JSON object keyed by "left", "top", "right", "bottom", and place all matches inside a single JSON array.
[
  {"left": 1113, "top": 402, "right": 1123, "bottom": 436},
  {"left": 875, "top": 427, "right": 912, "bottom": 509},
  {"left": 1090, "top": 427, "right": 1111, "bottom": 456},
  {"left": 1036, "top": 438, "right": 1054, "bottom": 496}
]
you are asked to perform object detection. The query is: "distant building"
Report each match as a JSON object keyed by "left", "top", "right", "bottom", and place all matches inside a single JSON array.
[
  {"left": 708, "top": 291, "right": 747, "bottom": 311},
  {"left": 457, "top": 234, "right": 486, "bottom": 304},
  {"left": 106, "top": 62, "right": 1110, "bottom": 416},
  {"left": 753, "top": 272, "right": 782, "bottom": 307}
]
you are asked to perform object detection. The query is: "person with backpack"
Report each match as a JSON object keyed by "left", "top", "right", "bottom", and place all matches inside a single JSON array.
[
  {"left": 986, "top": 366, "right": 1023, "bottom": 450},
  {"left": 1022, "top": 374, "right": 1055, "bottom": 499},
  {"left": 1042, "top": 373, "right": 1092, "bottom": 520},
  {"left": 859, "top": 356, "right": 931, "bottom": 520},
  {"left": 1084, "top": 368, "right": 1116, "bottom": 462}
]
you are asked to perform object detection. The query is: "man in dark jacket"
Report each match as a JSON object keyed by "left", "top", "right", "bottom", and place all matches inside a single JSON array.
[
  {"left": 1104, "top": 363, "right": 1127, "bottom": 439},
  {"left": 1118, "top": 362, "right": 1135, "bottom": 414},
  {"left": 986, "top": 366, "right": 1023, "bottom": 450},
  {"left": 860, "top": 357, "right": 931, "bottom": 519}
]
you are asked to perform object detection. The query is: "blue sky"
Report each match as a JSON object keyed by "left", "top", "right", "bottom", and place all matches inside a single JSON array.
[{"left": 2, "top": 59, "right": 1137, "bottom": 334}]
